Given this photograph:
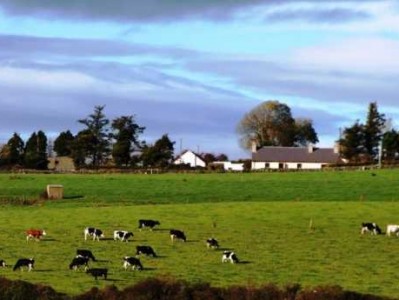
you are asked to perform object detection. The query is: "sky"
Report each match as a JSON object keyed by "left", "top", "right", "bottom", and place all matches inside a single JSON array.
[{"left": 0, "top": 0, "right": 399, "bottom": 160}]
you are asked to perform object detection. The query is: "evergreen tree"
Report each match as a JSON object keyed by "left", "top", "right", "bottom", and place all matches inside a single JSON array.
[
  {"left": 364, "top": 102, "right": 386, "bottom": 159},
  {"left": 24, "top": 131, "right": 48, "bottom": 169},
  {"left": 53, "top": 130, "right": 74, "bottom": 156},
  {"left": 382, "top": 129, "right": 399, "bottom": 162},
  {"left": 141, "top": 134, "right": 175, "bottom": 168},
  {"left": 70, "top": 129, "right": 95, "bottom": 168},
  {"left": 78, "top": 105, "right": 111, "bottom": 167},
  {"left": 111, "top": 115, "right": 145, "bottom": 167}
]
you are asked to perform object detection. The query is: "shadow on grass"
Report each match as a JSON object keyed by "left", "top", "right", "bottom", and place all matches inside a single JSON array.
[
  {"left": 238, "top": 261, "right": 251, "bottom": 264},
  {"left": 63, "top": 195, "right": 84, "bottom": 200},
  {"left": 41, "top": 238, "right": 57, "bottom": 242}
]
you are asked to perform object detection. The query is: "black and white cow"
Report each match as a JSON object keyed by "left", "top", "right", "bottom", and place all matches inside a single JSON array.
[
  {"left": 386, "top": 224, "right": 399, "bottom": 237},
  {"left": 86, "top": 268, "right": 108, "bottom": 280},
  {"left": 136, "top": 245, "right": 157, "bottom": 257},
  {"left": 84, "top": 227, "right": 104, "bottom": 241},
  {"left": 170, "top": 229, "right": 186, "bottom": 242},
  {"left": 138, "top": 219, "right": 160, "bottom": 231},
  {"left": 123, "top": 256, "right": 143, "bottom": 270},
  {"left": 69, "top": 256, "right": 89, "bottom": 270},
  {"left": 0, "top": 260, "right": 6, "bottom": 267},
  {"left": 13, "top": 258, "right": 34, "bottom": 271},
  {"left": 113, "top": 230, "right": 134, "bottom": 242},
  {"left": 76, "top": 249, "right": 96, "bottom": 261},
  {"left": 206, "top": 238, "right": 219, "bottom": 249},
  {"left": 222, "top": 251, "right": 239, "bottom": 264},
  {"left": 361, "top": 222, "right": 382, "bottom": 235}
]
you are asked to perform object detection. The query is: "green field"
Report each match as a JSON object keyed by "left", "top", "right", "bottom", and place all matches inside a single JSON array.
[{"left": 0, "top": 170, "right": 398, "bottom": 298}]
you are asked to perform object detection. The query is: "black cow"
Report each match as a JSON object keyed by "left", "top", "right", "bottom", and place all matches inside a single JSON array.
[
  {"left": 222, "top": 251, "right": 239, "bottom": 264},
  {"left": 84, "top": 227, "right": 104, "bottom": 241},
  {"left": 138, "top": 219, "right": 160, "bottom": 231},
  {"left": 170, "top": 229, "right": 186, "bottom": 242},
  {"left": 86, "top": 268, "right": 108, "bottom": 280},
  {"left": 123, "top": 256, "right": 143, "bottom": 270},
  {"left": 206, "top": 238, "right": 219, "bottom": 249},
  {"left": 113, "top": 230, "right": 134, "bottom": 242},
  {"left": 13, "top": 258, "right": 34, "bottom": 271},
  {"left": 69, "top": 256, "right": 89, "bottom": 270},
  {"left": 136, "top": 245, "right": 157, "bottom": 257},
  {"left": 361, "top": 222, "right": 382, "bottom": 235},
  {"left": 76, "top": 249, "right": 96, "bottom": 261}
]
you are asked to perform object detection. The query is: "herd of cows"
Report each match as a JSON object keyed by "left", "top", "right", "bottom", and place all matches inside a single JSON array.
[{"left": 5, "top": 219, "right": 239, "bottom": 281}]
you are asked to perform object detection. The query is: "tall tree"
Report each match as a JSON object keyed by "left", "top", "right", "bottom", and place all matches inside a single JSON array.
[
  {"left": 53, "top": 130, "right": 75, "bottom": 156},
  {"left": 111, "top": 115, "right": 145, "bottom": 167},
  {"left": 70, "top": 129, "right": 95, "bottom": 168},
  {"left": 0, "top": 133, "right": 24, "bottom": 166},
  {"left": 141, "top": 134, "right": 175, "bottom": 168},
  {"left": 364, "top": 102, "right": 386, "bottom": 158},
  {"left": 338, "top": 121, "right": 365, "bottom": 162},
  {"left": 78, "top": 105, "right": 111, "bottom": 167},
  {"left": 24, "top": 131, "right": 48, "bottom": 169},
  {"left": 237, "top": 100, "right": 318, "bottom": 150}
]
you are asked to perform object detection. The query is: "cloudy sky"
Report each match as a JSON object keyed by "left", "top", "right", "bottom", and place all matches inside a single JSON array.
[{"left": 0, "top": 0, "right": 398, "bottom": 159}]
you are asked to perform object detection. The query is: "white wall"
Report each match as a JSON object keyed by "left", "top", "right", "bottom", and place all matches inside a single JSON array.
[
  {"left": 174, "top": 151, "right": 206, "bottom": 168},
  {"left": 252, "top": 161, "right": 324, "bottom": 170}
]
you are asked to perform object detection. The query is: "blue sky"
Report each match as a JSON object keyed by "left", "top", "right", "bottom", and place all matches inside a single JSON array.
[{"left": 0, "top": 0, "right": 398, "bottom": 159}]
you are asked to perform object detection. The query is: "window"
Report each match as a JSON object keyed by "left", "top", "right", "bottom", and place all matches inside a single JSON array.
[{"left": 297, "top": 163, "right": 302, "bottom": 169}]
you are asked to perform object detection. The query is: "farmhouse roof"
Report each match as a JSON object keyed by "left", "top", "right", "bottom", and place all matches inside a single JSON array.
[
  {"left": 252, "top": 146, "right": 343, "bottom": 164},
  {"left": 174, "top": 149, "right": 205, "bottom": 162}
]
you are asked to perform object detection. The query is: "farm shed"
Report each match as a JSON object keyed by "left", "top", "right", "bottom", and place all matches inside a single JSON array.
[
  {"left": 252, "top": 144, "right": 343, "bottom": 170},
  {"left": 174, "top": 150, "right": 206, "bottom": 168}
]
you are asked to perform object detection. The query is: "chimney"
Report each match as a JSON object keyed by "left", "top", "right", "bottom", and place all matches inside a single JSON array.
[
  {"left": 333, "top": 142, "right": 340, "bottom": 154},
  {"left": 307, "top": 144, "right": 314, "bottom": 153},
  {"left": 251, "top": 140, "right": 258, "bottom": 153}
]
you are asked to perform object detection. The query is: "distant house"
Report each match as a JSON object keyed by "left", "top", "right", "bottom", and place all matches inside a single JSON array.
[
  {"left": 48, "top": 156, "right": 75, "bottom": 172},
  {"left": 251, "top": 144, "right": 343, "bottom": 170},
  {"left": 173, "top": 150, "right": 206, "bottom": 168},
  {"left": 211, "top": 161, "right": 245, "bottom": 172}
]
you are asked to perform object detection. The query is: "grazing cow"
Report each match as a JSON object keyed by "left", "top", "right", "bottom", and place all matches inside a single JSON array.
[
  {"left": 222, "top": 251, "right": 239, "bottom": 264},
  {"left": 69, "top": 256, "right": 89, "bottom": 270},
  {"left": 361, "top": 222, "right": 382, "bottom": 235},
  {"left": 84, "top": 227, "right": 104, "bottom": 241},
  {"left": 0, "top": 260, "right": 6, "bottom": 267},
  {"left": 386, "top": 224, "right": 399, "bottom": 236},
  {"left": 76, "top": 249, "right": 96, "bottom": 261},
  {"left": 26, "top": 229, "right": 46, "bottom": 242},
  {"left": 123, "top": 256, "right": 143, "bottom": 270},
  {"left": 136, "top": 245, "right": 157, "bottom": 257},
  {"left": 113, "top": 230, "right": 134, "bottom": 242},
  {"left": 206, "top": 238, "right": 219, "bottom": 249},
  {"left": 13, "top": 258, "right": 34, "bottom": 271},
  {"left": 170, "top": 229, "right": 186, "bottom": 242},
  {"left": 138, "top": 219, "right": 160, "bottom": 231},
  {"left": 86, "top": 268, "right": 108, "bottom": 280}
]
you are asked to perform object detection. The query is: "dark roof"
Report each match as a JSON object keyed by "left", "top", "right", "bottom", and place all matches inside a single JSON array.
[{"left": 252, "top": 146, "right": 342, "bottom": 164}]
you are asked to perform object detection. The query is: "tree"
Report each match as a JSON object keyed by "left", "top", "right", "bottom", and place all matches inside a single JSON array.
[
  {"left": 294, "top": 118, "right": 319, "bottom": 146},
  {"left": 53, "top": 130, "right": 74, "bottom": 156},
  {"left": 70, "top": 129, "right": 96, "bottom": 168},
  {"left": 78, "top": 105, "right": 111, "bottom": 167},
  {"left": 141, "top": 134, "right": 175, "bottom": 168},
  {"left": 0, "top": 133, "right": 24, "bottom": 166},
  {"left": 237, "top": 100, "right": 318, "bottom": 150},
  {"left": 382, "top": 129, "right": 399, "bottom": 162},
  {"left": 364, "top": 102, "right": 386, "bottom": 158},
  {"left": 111, "top": 115, "right": 145, "bottom": 167},
  {"left": 338, "top": 121, "right": 365, "bottom": 162},
  {"left": 24, "top": 131, "right": 48, "bottom": 169}
]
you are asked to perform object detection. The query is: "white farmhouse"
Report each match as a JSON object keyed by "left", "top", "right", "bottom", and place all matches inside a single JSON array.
[
  {"left": 252, "top": 144, "right": 343, "bottom": 170},
  {"left": 173, "top": 150, "right": 206, "bottom": 168},
  {"left": 212, "top": 161, "right": 244, "bottom": 172}
]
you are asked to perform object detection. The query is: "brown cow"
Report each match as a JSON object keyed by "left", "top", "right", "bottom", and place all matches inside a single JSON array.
[{"left": 26, "top": 229, "right": 46, "bottom": 242}]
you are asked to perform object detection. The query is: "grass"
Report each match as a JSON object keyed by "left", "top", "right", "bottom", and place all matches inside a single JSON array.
[{"left": 0, "top": 170, "right": 398, "bottom": 297}]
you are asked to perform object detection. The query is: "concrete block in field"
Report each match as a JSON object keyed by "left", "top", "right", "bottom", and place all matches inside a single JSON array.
[{"left": 46, "top": 185, "right": 64, "bottom": 200}]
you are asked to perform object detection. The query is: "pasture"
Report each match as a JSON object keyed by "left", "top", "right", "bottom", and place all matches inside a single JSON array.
[{"left": 0, "top": 170, "right": 398, "bottom": 297}]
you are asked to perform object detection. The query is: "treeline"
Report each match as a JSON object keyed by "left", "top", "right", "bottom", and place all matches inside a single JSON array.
[
  {"left": 0, "top": 105, "right": 227, "bottom": 171},
  {"left": 0, "top": 277, "right": 392, "bottom": 300},
  {"left": 339, "top": 102, "right": 399, "bottom": 164}
]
